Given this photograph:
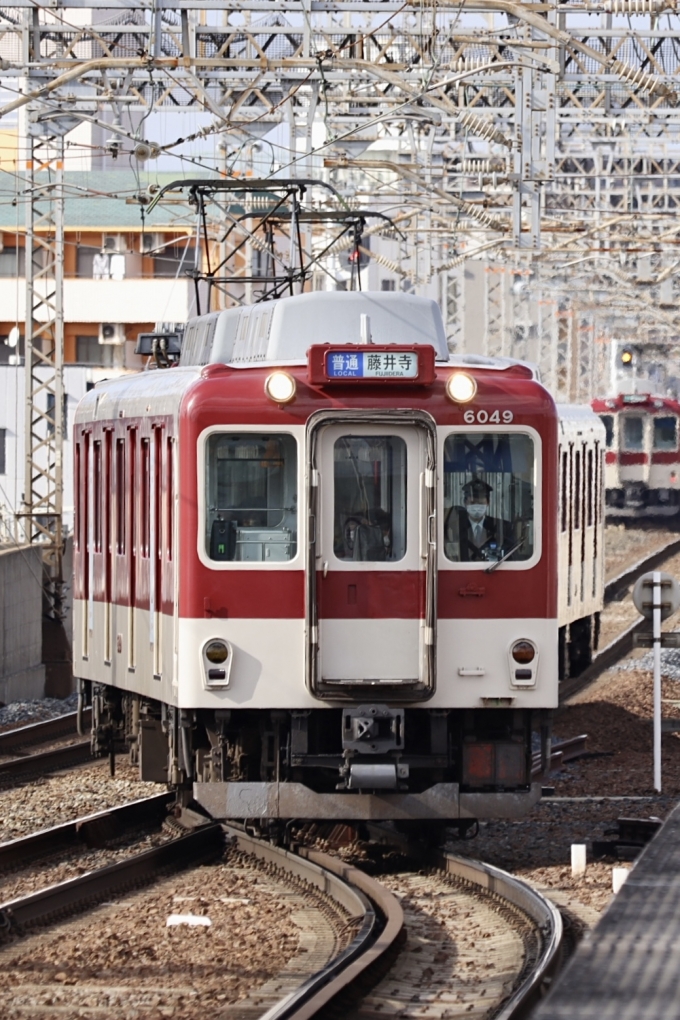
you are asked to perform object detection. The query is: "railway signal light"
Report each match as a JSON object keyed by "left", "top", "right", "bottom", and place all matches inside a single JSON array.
[{"left": 620, "top": 347, "right": 635, "bottom": 367}]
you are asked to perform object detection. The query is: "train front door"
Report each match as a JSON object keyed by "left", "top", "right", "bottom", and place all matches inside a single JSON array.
[{"left": 307, "top": 412, "right": 437, "bottom": 700}]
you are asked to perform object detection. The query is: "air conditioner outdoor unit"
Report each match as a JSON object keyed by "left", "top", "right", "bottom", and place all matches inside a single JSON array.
[
  {"left": 102, "top": 234, "right": 126, "bottom": 254},
  {"left": 139, "top": 232, "right": 161, "bottom": 255},
  {"left": 99, "top": 322, "right": 126, "bottom": 345}
]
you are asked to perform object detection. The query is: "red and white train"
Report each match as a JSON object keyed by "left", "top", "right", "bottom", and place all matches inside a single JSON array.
[
  {"left": 73, "top": 291, "right": 604, "bottom": 825},
  {"left": 593, "top": 393, "right": 680, "bottom": 518}
]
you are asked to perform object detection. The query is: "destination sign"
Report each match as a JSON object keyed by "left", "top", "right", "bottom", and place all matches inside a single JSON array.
[{"left": 325, "top": 350, "right": 419, "bottom": 379}]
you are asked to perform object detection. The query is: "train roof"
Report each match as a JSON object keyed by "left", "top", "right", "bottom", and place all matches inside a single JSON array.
[
  {"left": 557, "top": 403, "right": 606, "bottom": 440},
  {"left": 592, "top": 393, "right": 680, "bottom": 414},
  {"left": 180, "top": 291, "right": 450, "bottom": 367}
]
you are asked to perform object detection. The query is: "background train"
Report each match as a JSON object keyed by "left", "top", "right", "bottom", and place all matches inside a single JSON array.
[
  {"left": 593, "top": 393, "right": 680, "bottom": 519},
  {"left": 73, "top": 290, "right": 604, "bottom": 825}
]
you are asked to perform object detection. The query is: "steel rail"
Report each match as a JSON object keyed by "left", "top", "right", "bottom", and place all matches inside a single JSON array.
[
  {"left": 531, "top": 734, "right": 588, "bottom": 777},
  {"left": 0, "top": 709, "right": 92, "bottom": 755},
  {"left": 222, "top": 826, "right": 399, "bottom": 1020},
  {"left": 0, "top": 808, "right": 562, "bottom": 1019},
  {"left": 434, "top": 851, "right": 564, "bottom": 1020},
  {"left": 604, "top": 537, "right": 680, "bottom": 604},
  {"left": 0, "top": 822, "right": 225, "bottom": 938},
  {"left": 0, "top": 739, "right": 92, "bottom": 784},
  {"left": 561, "top": 537, "right": 680, "bottom": 703},
  {"left": 0, "top": 792, "right": 173, "bottom": 872},
  {"left": 0, "top": 816, "right": 384, "bottom": 1019}
]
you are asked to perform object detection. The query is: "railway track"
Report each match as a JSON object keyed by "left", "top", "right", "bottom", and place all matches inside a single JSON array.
[
  {"left": 562, "top": 536, "right": 680, "bottom": 704},
  {"left": 0, "top": 807, "right": 563, "bottom": 1020},
  {"left": 0, "top": 711, "right": 91, "bottom": 757},
  {"left": 0, "top": 710, "right": 93, "bottom": 787},
  {"left": 0, "top": 793, "right": 173, "bottom": 878}
]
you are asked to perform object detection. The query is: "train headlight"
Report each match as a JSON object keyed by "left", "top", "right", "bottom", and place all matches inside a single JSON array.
[
  {"left": 205, "top": 640, "right": 229, "bottom": 664},
  {"left": 511, "top": 640, "right": 536, "bottom": 664},
  {"left": 265, "top": 371, "right": 296, "bottom": 405},
  {"left": 446, "top": 372, "right": 477, "bottom": 403}
]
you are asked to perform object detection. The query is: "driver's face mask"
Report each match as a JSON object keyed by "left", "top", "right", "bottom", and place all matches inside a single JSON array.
[{"left": 466, "top": 503, "right": 488, "bottom": 522}]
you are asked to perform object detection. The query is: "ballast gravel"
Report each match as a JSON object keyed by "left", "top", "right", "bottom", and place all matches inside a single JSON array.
[
  {"left": 346, "top": 871, "right": 529, "bottom": 1020},
  {"left": 0, "top": 858, "right": 326, "bottom": 1020},
  {"left": 0, "top": 828, "right": 172, "bottom": 904},
  {"left": 598, "top": 544, "right": 680, "bottom": 648},
  {"left": 0, "top": 693, "right": 79, "bottom": 732},
  {"left": 603, "top": 524, "right": 679, "bottom": 581},
  {"left": 0, "top": 758, "right": 164, "bottom": 843}
]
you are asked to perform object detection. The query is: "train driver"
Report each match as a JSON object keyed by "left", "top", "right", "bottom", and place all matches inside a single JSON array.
[{"left": 445, "top": 477, "right": 503, "bottom": 562}]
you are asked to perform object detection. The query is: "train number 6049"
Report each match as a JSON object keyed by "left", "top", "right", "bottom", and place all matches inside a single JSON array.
[{"left": 463, "top": 409, "right": 514, "bottom": 424}]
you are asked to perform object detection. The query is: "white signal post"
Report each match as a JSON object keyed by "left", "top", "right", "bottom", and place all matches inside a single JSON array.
[
  {"left": 653, "top": 572, "right": 662, "bottom": 794},
  {"left": 632, "top": 571, "right": 680, "bottom": 796}
]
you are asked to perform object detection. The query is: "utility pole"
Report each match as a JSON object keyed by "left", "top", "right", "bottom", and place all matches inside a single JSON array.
[{"left": 16, "top": 8, "right": 70, "bottom": 695}]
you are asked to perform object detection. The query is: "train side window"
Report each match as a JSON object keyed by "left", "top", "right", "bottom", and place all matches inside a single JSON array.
[
  {"left": 167, "top": 437, "right": 174, "bottom": 560},
  {"left": 93, "top": 440, "right": 102, "bottom": 552},
  {"left": 600, "top": 415, "right": 614, "bottom": 448},
  {"left": 653, "top": 416, "right": 677, "bottom": 451},
  {"left": 333, "top": 435, "right": 407, "bottom": 562},
  {"left": 74, "top": 442, "right": 81, "bottom": 550},
  {"left": 141, "top": 438, "right": 150, "bottom": 558},
  {"left": 205, "top": 433, "right": 297, "bottom": 562},
  {"left": 622, "top": 416, "right": 643, "bottom": 451},
  {"left": 574, "top": 449, "right": 581, "bottom": 530},
  {"left": 560, "top": 451, "right": 568, "bottom": 533},
  {"left": 587, "top": 448, "right": 593, "bottom": 528},
  {"left": 442, "top": 432, "right": 535, "bottom": 563},
  {"left": 116, "top": 439, "right": 125, "bottom": 554}
]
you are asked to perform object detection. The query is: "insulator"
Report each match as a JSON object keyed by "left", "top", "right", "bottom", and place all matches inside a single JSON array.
[
  {"left": 459, "top": 201, "right": 507, "bottom": 232},
  {"left": 456, "top": 158, "right": 507, "bottom": 174},
  {"left": 610, "top": 59, "right": 674, "bottom": 98},
  {"left": 454, "top": 56, "right": 489, "bottom": 73},
  {"left": 603, "top": 0, "right": 674, "bottom": 12},
  {"left": 249, "top": 233, "right": 271, "bottom": 255},
  {"left": 457, "top": 110, "right": 512, "bottom": 148},
  {"left": 363, "top": 248, "right": 407, "bottom": 276}
]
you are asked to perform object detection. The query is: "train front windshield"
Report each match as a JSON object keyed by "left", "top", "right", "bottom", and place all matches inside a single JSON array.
[
  {"left": 333, "top": 435, "right": 407, "bottom": 562},
  {"left": 443, "top": 432, "right": 535, "bottom": 563}
]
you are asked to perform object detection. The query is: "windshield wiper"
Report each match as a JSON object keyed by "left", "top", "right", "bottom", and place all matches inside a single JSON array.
[{"left": 485, "top": 530, "right": 526, "bottom": 573}]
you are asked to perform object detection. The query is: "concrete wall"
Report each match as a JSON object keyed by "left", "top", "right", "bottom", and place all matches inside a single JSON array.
[{"left": 0, "top": 543, "right": 45, "bottom": 703}]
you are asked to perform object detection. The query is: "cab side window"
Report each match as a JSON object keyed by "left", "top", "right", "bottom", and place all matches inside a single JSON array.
[
  {"left": 205, "top": 433, "right": 297, "bottom": 562},
  {"left": 443, "top": 432, "right": 535, "bottom": 564},
  {"left": 653, "top": 416, "right": 677, "bottom": 452}
]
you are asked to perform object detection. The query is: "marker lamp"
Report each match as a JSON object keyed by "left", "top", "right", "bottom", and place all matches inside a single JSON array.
[
  {"left": 511, "top": 640, "right": 536, "bottom": 664},
  {"left": 205, "top": 641, "right": 229, "bottom": 664}
]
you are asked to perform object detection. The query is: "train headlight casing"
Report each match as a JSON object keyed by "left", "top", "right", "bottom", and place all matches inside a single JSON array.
[
  {"left": 446, "top": 372, "right": 477, "bottom": 403},
  {"left": 202, "top": 639, "right": 232, "bottom": 688},
  {"left": 508, "top": 639, "right": 538, "bottom": 687},
  {"left": 265, "top": 371, "right": 297, "bottom": 405}
]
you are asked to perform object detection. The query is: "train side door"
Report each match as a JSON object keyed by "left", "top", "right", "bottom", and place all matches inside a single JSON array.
[{"left": 307, "top": 412, "right": 436, "bottom": 700}]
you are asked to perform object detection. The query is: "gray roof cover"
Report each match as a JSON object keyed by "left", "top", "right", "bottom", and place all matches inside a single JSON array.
[{"left": 181, "top": 291, "right": 450, "bottom": 366}]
